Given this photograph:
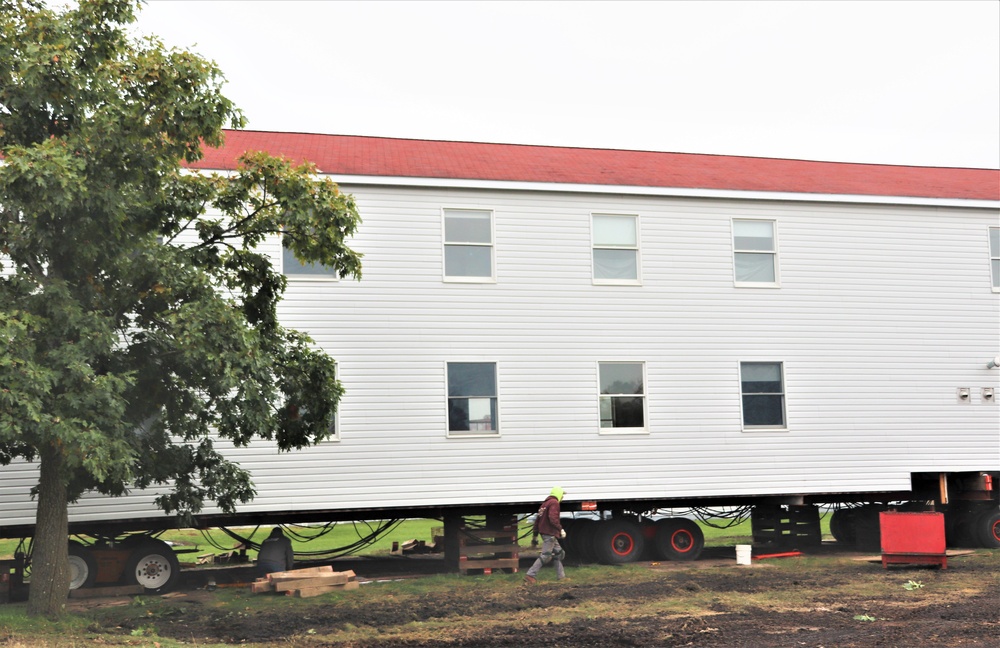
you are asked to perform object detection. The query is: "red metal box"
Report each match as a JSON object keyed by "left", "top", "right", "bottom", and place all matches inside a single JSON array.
[{"left": 879, "top": 511, "right": 946, "bottom": 569}]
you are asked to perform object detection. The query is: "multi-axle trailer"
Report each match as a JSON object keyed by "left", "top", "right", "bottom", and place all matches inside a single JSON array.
[{"left": 2, "top": 131, "right": 998, "bottom": 593}]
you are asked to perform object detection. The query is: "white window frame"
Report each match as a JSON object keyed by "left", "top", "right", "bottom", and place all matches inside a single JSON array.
[
  {"left": 990, "top": 226, "right": 1000, "bottom": 292},
  {"left": 445, "top": 361, "right": 500, "bottom": 437},
  {"left": 591, "top": 213, "right": 641, "bottom": 285},
  {"left": 597, "top": 361, "right": 649, "bottom": 435},
  {"left": 281, "top": 233, "right": 339, "bottom": 281},
  {"left": 442, "top": 208, "right": 495, "bottom": 283},
  {"left": 732, "top": 219, "right": 780, "bottom": 287},
  {"left": 739, "top": 361, "right": 787, "bottom": 431}
]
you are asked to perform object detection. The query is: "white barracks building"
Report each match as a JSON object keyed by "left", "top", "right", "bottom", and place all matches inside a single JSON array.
[{"left": 2, "top": 131, "right": 999, "bottom": 562}]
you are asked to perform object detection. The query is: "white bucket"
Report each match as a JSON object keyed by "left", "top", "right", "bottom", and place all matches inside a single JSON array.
[{"left": 735, "top": 544, "right": 752, "bottom": 565}]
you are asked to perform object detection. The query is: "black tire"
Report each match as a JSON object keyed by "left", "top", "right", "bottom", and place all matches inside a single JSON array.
[
  {"left": 593, "top": 518, "right": 645, "bottom": 564},
  {"left": 68, "top": 541, "right": 98, "bottom": 590},
  {"left": 653, "top": 518, "right": 705, "bottom": 561},
  {"left": 569, "top": 518, "right": 599, "bottom": 564},
  {"left": 946, "top": 508, "right": 979, "bottom": 548},
  {"left": 975, "top": 509, "right": 1000, "bottom": 549},
  {"left": 829, "top": 509, "right": 858, "bottom": 546},
  {"left": 558, "top": 518, "right": 576, "bottom": 555},
  {"left": 124, "top": 539, "right": 180, "bottom": 594}
]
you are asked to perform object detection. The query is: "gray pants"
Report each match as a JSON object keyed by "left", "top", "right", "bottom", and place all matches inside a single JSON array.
[{"left": 526, "top": 534, "right": 565, "bottom": 579}]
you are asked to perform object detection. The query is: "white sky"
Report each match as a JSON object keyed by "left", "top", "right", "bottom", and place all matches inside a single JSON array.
[{"left": 132, "top": 0, "right": 1000, "bottom": 169}]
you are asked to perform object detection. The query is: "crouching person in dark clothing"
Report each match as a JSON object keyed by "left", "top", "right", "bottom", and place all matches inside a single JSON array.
[
  {"left": 256, "top": 527, "right": 294, "bottom": 577},
  {"left": 524, "top": 486, "right": 567, "bottom": 583}
]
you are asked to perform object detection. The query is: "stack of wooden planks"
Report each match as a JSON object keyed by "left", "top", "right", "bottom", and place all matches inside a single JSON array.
[{"left": 251, "top": 565, "right": 359, "bottom": 598}]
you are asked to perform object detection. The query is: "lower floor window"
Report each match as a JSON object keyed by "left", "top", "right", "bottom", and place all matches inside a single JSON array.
[
  {"left": 741, "top": 361, "right": 786, "bottom": 428},
  {"left": 447, "top": 362, "right": 498, "bottom": 434},
  {"left": 599, "top": 362, "right": 646, "bottom": 431}
]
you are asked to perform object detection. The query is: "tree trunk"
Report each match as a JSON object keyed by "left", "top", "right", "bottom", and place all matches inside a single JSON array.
[{"left": 26, "top": 443, "right": 70, "bottom": 618}]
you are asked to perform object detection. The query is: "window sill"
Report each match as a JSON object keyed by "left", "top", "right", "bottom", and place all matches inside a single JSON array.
[
  {"left": 734, "top": 282, "right": 781, "bottom": 289},
  {"left": 593, "top": 279, "right": 643, "bottom": 287},
  {"left": 285, "top": 275, "right": 340, "bottom": 282},
  {"left": 598, "top": 428, "right": 650, "bottom": 436},
  {"left": 443, "top": 276, "right": 496, "bottom": 284}
]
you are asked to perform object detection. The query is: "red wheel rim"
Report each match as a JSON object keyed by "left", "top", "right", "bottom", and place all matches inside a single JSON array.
[
  {"left": 611, "top": 532, "right": 635, "bottom": 556},
  {"left": 671, "top": 529, "right": 694, "bottom": 553}
]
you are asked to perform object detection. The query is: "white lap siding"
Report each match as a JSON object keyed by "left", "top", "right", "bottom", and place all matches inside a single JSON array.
[{"left": 1, "top": 183, "right": 997, "bottom": 527}]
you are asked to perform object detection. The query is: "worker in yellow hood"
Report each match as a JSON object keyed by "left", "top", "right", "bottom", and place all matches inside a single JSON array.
[{"left": 524, "top": 487, "right": 567, "bottom": 583}]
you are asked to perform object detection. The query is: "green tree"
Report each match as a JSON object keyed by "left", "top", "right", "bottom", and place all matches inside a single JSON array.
[{"left": 0, "top": 0, "right": 361, "bottom": 617}]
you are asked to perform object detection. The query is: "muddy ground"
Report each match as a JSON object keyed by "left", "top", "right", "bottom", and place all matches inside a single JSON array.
[{"left": 80, "top": 547, "right": 999, "bottom": 647}]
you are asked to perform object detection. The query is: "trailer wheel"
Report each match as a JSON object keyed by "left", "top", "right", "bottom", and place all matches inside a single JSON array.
[
  {"left": 124, "top": 539, "right": 179, "bottom": 593},
  {"left": 569, "top": 518, "right": 599, "bottom": 563},
  {"left": 829, "top": 509, "right": 857, "bottom": 546},
  {"left": 975, "top": 509, "right": 1000, "bottom": 549},
  {"left": 68, "top": 542, "right": 97, "bottom": 590},
  {"left": 593, "top": 519, "right": 645, "bottom": 564},
  {"left": 653, "top": 518, "right": 704, "bottom": 561}
]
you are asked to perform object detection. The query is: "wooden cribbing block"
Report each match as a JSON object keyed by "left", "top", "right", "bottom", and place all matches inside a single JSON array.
[
  {"left": 274, "top": 571, "right": 355, "bottom": 592},
  {"left": 266, "top": 565, "right": 334, "bottom": 582},
  {"left": 251, "top": 579, "right": 274, "bottom": 593}
]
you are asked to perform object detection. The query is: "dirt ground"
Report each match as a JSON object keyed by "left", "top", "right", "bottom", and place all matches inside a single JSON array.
[{"left": 77, "top": 547, "right": 1000, "bottom": 647}]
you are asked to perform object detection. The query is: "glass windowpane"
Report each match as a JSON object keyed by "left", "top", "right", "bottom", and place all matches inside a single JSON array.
[
  {"left": 600, "top": 363, "right": 643, "bottom": 395},
  {"left": 445, "top": 210, "right": 492, "bottom": 244},
  {"left": 990, "top": 228, "right": 1000, "bottom": 257},
  {"left": 992, "top": 259, "right": 1000, "bottom": 288},
  {"left": 735, "top": 252, "right": 775, "bottom": 282},
  {"left": 445, "top": 245, "right": 492, "bottom": 277},
  {"left": 283, "top": 245, "right": 335, "bottom": 276},
  {"left": 610, "top": 396, "right": 645, "bottom": 428},
  {"left": 734, "top": 221, "right": 775, "bottom": 251},
  {"left": 742, "top": 395, "right": 785, "bottom": 426},
  {"left": 448, "top": 362, "right": 496, "bottom": 397},
  {"left": 594, "top": 248, "right": 638, "bottom": 280},
  {"left": 593, "top": 215, "right": 636, "bottom": 246}
]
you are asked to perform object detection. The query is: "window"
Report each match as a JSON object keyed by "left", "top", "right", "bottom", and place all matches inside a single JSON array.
[
  {"left": 740, "top": 362, "right": 786, "bottom": 429},
  {"left": 733, "top": 219, "right": 778, "bottom": 285},
  {"left": 444, "top": 209, "right": 493, "bottom": 280},
  {"left": 990, "top": 227, "right": 1000, "bottom": 291},
  {"left": 447, "top": 362, "right": 498, "bottom": 434},
  {"left": 282, "top": 234, "right": 337, "bottom": 279},
  {"left": 599, "top": 362, "right": 646, "bottom": 432},
  {"left": 592, "top": 214, "right": 639, "bottom": 282}
]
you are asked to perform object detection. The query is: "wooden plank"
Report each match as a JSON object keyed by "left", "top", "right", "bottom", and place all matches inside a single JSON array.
[
  {"left": 460, "top": 543, "right": 520, "bottom": 554},
  {"left": 274, "top": 572, "right": 353, "bottom": 592},
  {"left": 251, "top": 580, "right": 275, "bottom": 594},
  {"left": 289, "top": 580, "right": 360, "bottom": 598},
  {"left": 266, "top": 565, "right": 334, "bottom": 582},
  {"left": 458, "top": 558, "right": 519, "bottom": 572}
]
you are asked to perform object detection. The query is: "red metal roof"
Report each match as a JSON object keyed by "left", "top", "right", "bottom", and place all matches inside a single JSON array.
[{"left": 189, "top": 130, "right": 1000, "bottom": 201}]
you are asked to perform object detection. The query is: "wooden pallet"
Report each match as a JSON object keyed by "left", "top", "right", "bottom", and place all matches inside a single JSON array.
[{"left": 458, "top": 523, "right": 520, "bottom": 575}]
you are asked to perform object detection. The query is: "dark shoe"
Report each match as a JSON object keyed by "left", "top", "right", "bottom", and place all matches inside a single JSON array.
[{"left": 523, "top": 575, "right": 536, "bottom": 584}]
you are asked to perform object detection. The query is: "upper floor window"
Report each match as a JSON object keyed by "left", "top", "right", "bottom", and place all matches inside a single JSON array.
[
  {"left": 447, "top": 362, "right": 499, "bottom": 435},
  {"left": 598, "top": 361, "right": 647, "bottom": 433},
  {"left": 444, "top": 209, "right": 494, "bottom": 281},
  {"left": 733, "top": 219, "right": 778, "bottom": 286},
  {"left": 740, "top": 361, "right": 786, "bottom": 430},
  {"left": 990, "top": 227, "right": 999, "bottom": 291},
  {"left": 592, "top": 214, "right": 639, "bottom": 283},
  {"left": 282, "top": 234, "right": 337, "bottom": 279}
]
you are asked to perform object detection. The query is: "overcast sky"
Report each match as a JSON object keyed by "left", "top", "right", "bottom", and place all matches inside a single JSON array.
[{"left": 132, "top": 1, "right": 1000, "bottom": 169}]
